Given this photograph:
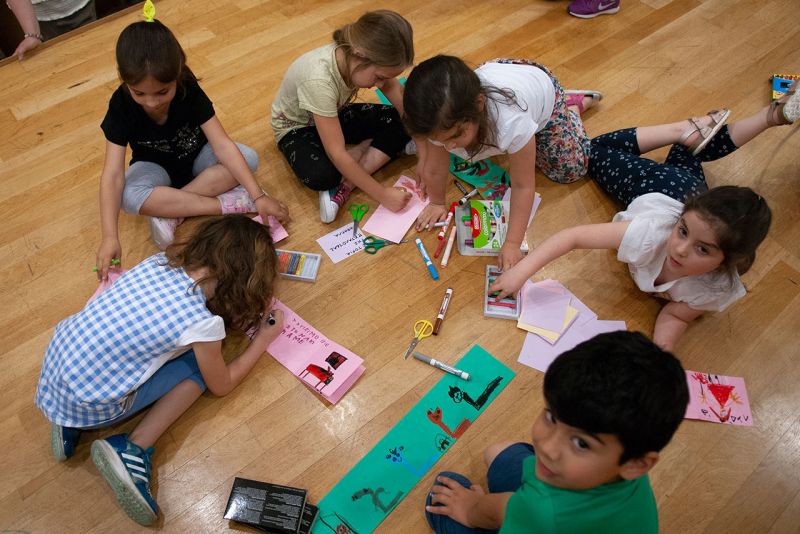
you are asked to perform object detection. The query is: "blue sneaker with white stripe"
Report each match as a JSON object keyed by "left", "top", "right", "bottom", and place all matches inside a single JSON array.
[
  {"left": 51, "top": 423, "right": 81, "bottom": 462},
  {"left": 91, "top": 434, "right": 159, "bottom": 526}
]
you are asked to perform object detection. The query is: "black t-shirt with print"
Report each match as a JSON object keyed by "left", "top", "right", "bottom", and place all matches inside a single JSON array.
[{"left": 101, "top": 78, "right": 215, "bottom": 187}]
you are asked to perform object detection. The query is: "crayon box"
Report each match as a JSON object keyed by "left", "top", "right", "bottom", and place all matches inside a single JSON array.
[
  {"left": 455, "top": 200, "right": 529, "bottom": 256},
  {"left": 772, "top": 74, "right": 799, "bottom": 100},
  {"left": 484, "top": 265, "right": 521, "bottom": 320},
  {"left": 275, "top": 249, "right": 321, "bottom": 282}
]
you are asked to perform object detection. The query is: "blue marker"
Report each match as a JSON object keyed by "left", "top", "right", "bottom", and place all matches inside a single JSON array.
[{"left": 415, "top": 237, "right": 440, "bottom": 280}]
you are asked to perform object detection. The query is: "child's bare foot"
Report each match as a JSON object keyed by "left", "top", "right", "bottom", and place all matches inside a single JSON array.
[{"left": 347, "top": 138, "right": 372, "bottom": 161}]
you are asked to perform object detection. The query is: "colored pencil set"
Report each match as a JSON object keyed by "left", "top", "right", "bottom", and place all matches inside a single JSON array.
[
  {"left": 483, "top": 265, "right": 521, "bottom": 320},
  {"left": 275, "top": 249, "right": 321, "bottom": 282}
]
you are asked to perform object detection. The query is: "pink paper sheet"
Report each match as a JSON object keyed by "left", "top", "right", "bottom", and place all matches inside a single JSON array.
[
  {"left": 361, "top": 175, "right": 430, "bottom": 243},
  {"left": 517, "top": 319, "right": 627, "bottom": 372},
  {"left": 252, "top": 215, "right": 288, "bottom": 243},
  {"left": 537, "top": 280, "right": 598, "bottom": 326},
  {"left": 684, "top": 371, "right": 753, "bottom": 426},
  {"left": 89, "top": 269, "right": 125, "bottom": 302},
  {"left": 267, "top": 299, "right": 365, "bottom": 403},
  {"left": 519, "top": 281, "right": 572, "bottom": 332},
  {"left": 523, "top": 280, "right": 598, "bottom": 338}
]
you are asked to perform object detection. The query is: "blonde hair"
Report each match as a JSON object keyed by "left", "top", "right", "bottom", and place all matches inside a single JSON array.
[{"left": 333, "top": 10, "right": 414, "bottom": 87}]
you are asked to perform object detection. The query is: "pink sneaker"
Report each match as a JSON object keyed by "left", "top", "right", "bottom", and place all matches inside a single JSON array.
[
  {"left": 149, "top": 216, "right": 183, "bottom": 250},
  {"left": 218, "top": 185, "right": 257, "bottom": 214},
  {"left": 331, "top": 183, "right": 351, "bottom": 206},
  {"left": 319, "top": 183, "right": 352, "bottom": 223},
  {"left": 568, "top": 0, "right": 620, "bottom": 18}
]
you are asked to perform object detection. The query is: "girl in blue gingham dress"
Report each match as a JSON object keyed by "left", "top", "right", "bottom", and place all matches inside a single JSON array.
[
  {"left": 403, "top": 55, "right": 599, "bottom": 271},
  {"left": 35, "top": 215, "right": 283, "bottom": 526}
]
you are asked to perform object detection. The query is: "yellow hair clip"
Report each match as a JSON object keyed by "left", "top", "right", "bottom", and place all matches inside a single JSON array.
[{"left": 142, "top": 0, "right": 155, "bottom": 22}]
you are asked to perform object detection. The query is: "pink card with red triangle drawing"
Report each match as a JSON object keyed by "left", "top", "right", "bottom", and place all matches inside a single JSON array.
[{"left": 684, "top": 371, "right": 753, "bottom": 426}]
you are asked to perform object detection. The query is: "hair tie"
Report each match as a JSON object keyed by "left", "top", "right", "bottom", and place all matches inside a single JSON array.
[{"left": 142, "top": 0, "right": 156, "bottom": 22}]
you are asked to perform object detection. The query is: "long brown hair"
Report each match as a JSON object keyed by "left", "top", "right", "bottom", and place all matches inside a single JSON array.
[
  {"left": 165, "top": 216, "right": 277, "bottom": 332},
  {"left": 403, "top": 55, "right": 521, "bottom": 158},
  {"left": 333, "top": 10, "right": 414, "bottom": 89},
  {"left": 683, "top": 186, "right": 771, "bottom": 276}
]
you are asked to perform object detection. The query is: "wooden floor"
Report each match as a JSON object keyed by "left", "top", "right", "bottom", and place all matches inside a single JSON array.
[{"left": 1, "top": 0, "right": 799, "bottom": 532}]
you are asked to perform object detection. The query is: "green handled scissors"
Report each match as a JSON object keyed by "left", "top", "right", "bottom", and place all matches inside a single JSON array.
[
  {"left": 403, "top": 319, "right": 434, "bottom": 359},
  {"left": 363, "top": 236, "right": 408, "bottom": 254},
  {"left": 350, "top": 203, "right": 369, "bottom": 237}
]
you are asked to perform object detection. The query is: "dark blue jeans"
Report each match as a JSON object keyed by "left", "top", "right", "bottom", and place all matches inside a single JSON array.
[
  {"left": 425, "top": 442, "right": 535, "bottom": 533},
  {"left": 589, "top": 125, "right": 739, "bottom": 207},
  {"left": 81, "top": 349, "right": 206, "bottom": 430}
]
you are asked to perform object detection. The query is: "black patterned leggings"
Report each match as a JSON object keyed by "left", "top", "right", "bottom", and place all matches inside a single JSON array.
[
  {"left": 589, "top": 126, "right": 739, "bottom": 207},
  {"left": 277, "top": 103, "right": 410, "bottom": 191}
]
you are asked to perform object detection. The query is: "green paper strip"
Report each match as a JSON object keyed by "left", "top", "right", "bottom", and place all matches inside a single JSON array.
[
  {"left": 312, "top": 345, "right": 515, "bottom": 533},
  {"left": 375, "top": 76, "right": 407, "bottom": 105}
]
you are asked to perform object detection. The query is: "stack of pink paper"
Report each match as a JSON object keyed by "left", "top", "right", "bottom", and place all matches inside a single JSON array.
[
  {"left": 516, "top": 280, "right": 626, "bottom": 372},
  {"left": 267, "top": 299, "right": 365, "bottom": 403}
]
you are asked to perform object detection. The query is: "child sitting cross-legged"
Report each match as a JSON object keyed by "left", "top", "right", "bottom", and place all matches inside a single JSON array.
[{"left": 425, "top": 331, "right": 689, "bottom": 533}]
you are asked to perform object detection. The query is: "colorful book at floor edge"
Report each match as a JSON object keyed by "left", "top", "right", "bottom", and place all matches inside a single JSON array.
[{"left": 772, "top": 74, "right": 799, "bottom": 100}]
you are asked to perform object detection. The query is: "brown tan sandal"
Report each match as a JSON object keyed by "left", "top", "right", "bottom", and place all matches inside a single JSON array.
[
  {"left": 679, "top": 109, "right": 731, "bottom": 156},
  {"left": 767, "top": 79, "right": 799, "bottom": 126}
]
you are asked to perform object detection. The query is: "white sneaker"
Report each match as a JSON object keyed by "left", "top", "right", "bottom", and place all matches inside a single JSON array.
[
  {"left": 319, "top": 188, "right": 339, "bottom": 223},
  {"left": 149, "top": 216, "right": 183, "bottom": 250}
]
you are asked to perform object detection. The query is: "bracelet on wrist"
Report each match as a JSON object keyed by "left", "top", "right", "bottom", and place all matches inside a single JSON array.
[
  {"left": 251, "top": 190, "right": 268, "bottom": 202},
  {"left": 24, "top": 32, "right": 43, "bottom": 41}
]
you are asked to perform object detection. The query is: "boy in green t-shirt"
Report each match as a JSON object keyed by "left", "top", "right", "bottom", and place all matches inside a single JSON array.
[{"left": 425, "top": 331, "right": 689, "bottom": 533}]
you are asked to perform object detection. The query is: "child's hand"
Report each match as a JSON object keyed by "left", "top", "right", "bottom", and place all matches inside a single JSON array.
[
  {"left": 417, "top": 177, "right": 428, "bottom": 200},
  {"left": 498, "top": 241, "right": 523, "bottom": 271},
  {"left": 254, "top": 309, "right": 284, "bottom": 347},
  {"left": 382, "top": 186, "right": 412, "bottom": 212},
  {"left": 426, "top": 476, "right": 486, "bottom": 528},
  {"left": 96, "top": 237, "right": 122, "bottom": 281},
  {"left": 489, "top": 267, "right": 527, "bottom": 300},
  {"left": 415, "top": 203, "right": 447, "bottom": 231},
  {"left": 257, "top": 196, "right": 291, "bottom": 225}
]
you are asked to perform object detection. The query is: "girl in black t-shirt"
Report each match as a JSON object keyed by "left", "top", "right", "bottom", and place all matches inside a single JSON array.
[{"left": 96, "top": 12, "right": 290, "bottom": 280}]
